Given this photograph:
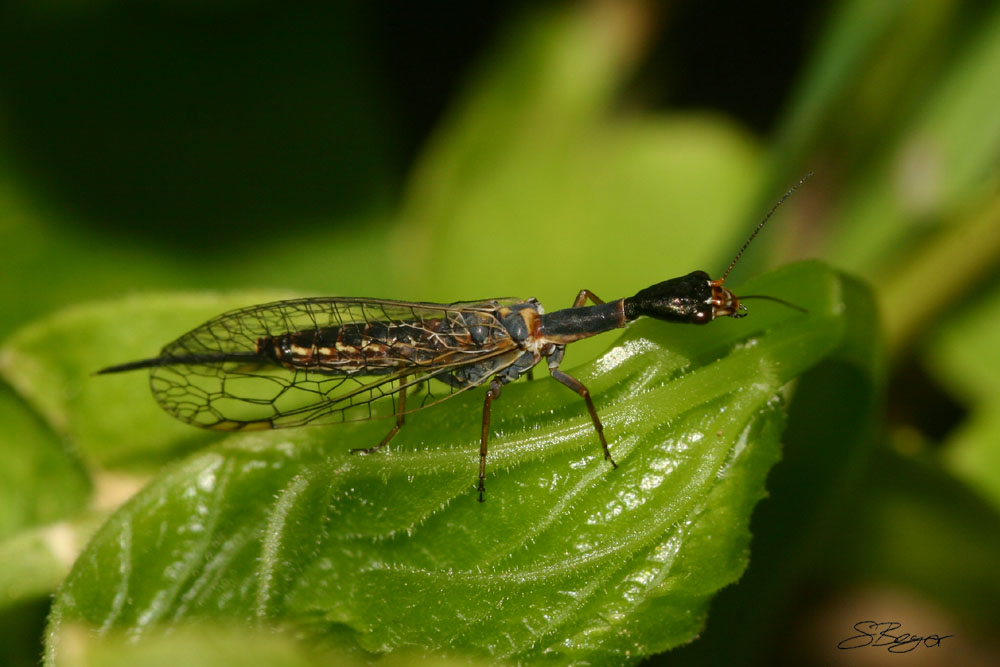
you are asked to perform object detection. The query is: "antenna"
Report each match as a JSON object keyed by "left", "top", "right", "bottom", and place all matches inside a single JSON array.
[
  {"left": 719, "top": 172, "right": 813, "bottom": 284},
  {"left": 738, "top": 294, "right": 808, "bottom": 313}
]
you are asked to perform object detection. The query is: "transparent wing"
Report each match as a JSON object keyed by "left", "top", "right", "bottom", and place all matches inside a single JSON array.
[{"left": 147, "top": 297, "right": 529, "bottom": 430}]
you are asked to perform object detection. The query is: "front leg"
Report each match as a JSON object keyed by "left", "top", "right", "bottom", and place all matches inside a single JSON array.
[
  {"left": 546, "top": 346, "right": 617, "bottom": 468},
  {"left": 572, "top": 289, "right": 605, "bottom": 307}
]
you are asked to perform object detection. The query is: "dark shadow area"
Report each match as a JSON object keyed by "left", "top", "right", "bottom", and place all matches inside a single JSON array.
[
  {"left": 630, "top": 0, "right": 818, "bottom": 134},
  {"left": 0, "top": 0, "right": 822, "bottom": 255}
]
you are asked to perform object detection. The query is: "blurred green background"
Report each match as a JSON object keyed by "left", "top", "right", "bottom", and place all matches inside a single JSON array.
[{"left": 2, "top": 0, "right": 1000, "bottom": 664}]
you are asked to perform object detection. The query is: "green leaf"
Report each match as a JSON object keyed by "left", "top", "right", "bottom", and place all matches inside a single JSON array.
[
  {"left": 812, "top": 0, "right": 1000, "bottom": 278},
  {"left": 0, "top": 516, "right": 105, "bottom": 611},
  {"left": 928, "top": 276, "right": 1000, "bottom": 513},
  {"left": 45, "top": 623, "right": 459, "bottom": 667},
  {"left": 0, "top": 383, "right": 89, "bottom": 540},
  {"left": 393, "top": 3, "right": 763, "bottom": 306},
  {"left": 45, "top": 262, "right": 873, "bottom": 663}
]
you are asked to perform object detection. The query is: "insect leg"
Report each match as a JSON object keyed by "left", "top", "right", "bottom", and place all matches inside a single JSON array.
[
  {"left": 350, "top": 377, "right": 407, "bottom": 455},
  {"left": 572, "top": 289, "right": 605, "bottom": 307},
  {"left": 479, "top": 379, "right": 503, "bottom": 502},
  {"left": 547, "top": 348, "right": 617, "bottom": 468}
]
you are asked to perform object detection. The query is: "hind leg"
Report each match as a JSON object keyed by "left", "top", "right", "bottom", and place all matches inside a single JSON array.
[{"left": 350, "top": 377, "right": 407, "bottom": 455}]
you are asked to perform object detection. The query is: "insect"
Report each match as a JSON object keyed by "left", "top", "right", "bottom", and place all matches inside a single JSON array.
[{"left": 98, "top": 177, "right": 809, "bottom": 501}]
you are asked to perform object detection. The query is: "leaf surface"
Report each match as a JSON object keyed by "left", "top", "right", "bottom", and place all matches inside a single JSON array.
[{"left": 46, "top": 262, "right": 866, "bottom": 663}]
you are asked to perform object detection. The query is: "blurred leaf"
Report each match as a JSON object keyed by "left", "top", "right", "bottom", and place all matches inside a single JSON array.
[
  {"left": 45, "top": 262, "right": 874, "bottom": 663},
  {"left": 45, "top": 623, "right": 432, "bottom": 667},
  {"left": 765, "top": 1, "right": 1000, "bottom": 356},
  {"left": 818, "top": 0, "right": 1000, "bottom": 281},
  {"left": 0, "top": 516, "right": 104, "bottom": 611},
  {"left": 820, "top": 449, "right": 1000, "bottom": 636},
  {"left": 410, "top": 117, "right": 762, "bottom": 303},
  {"left": 396, "top": 3, "right": 764, "bottom": 306},
  {"left": 927, "top": 276, "right": 1000, "bottom": 512},
  {"left": 0, "top": 0, "right": 399, "bottom": 340},
  {"left": 0, "top": 383, "right": 89, "bottom": 540},
  {"left": 776, "top": 0, "right": 963, "bottom": 161},
  {"left": 882, "top": 191, "right": 1000, "bottom": 354}
]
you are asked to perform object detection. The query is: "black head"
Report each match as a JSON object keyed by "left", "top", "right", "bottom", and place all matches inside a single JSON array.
[{"left": 622, "top": 270, "right": 745, "bottom": 325}]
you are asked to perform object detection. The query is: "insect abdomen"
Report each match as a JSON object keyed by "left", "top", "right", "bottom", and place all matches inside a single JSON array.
[{"left": 260, "top": 315, "right": 507, "bottom": 374}]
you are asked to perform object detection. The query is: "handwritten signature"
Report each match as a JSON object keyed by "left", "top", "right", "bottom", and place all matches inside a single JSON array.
[{"left": 838, "top": 621, "right": 953, "bottom": 653}]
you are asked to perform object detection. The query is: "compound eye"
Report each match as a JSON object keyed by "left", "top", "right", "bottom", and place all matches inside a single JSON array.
[{"left": 691, "top": 308, "right": 711, "bottom": 325}]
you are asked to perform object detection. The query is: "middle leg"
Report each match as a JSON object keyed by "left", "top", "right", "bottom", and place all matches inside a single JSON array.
[
  {"left": 547, "top": 348, "right": 617, "bottom": 468},
  {"left": 478, "top": 379, "right": 503, "bottom": 502}
]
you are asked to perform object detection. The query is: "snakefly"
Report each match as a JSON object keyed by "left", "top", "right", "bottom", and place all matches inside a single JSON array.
[{"left": 97, "top": 177, "right": 809, "bottom": 501}]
